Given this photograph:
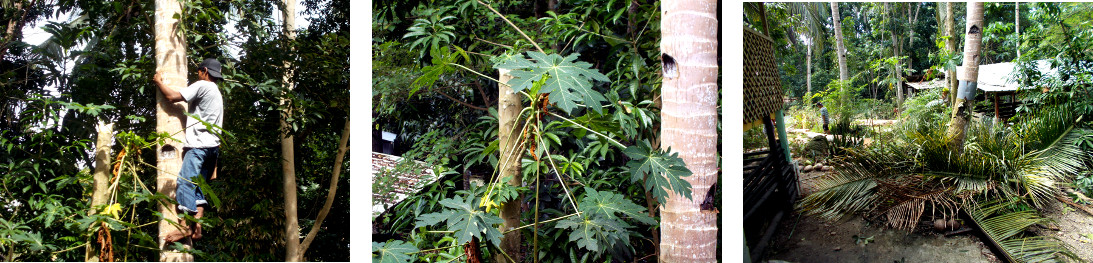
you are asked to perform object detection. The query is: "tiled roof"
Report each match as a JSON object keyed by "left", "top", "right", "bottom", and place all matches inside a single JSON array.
[{"left": 372, "top": 152, "right": 437, "bottom": 218}]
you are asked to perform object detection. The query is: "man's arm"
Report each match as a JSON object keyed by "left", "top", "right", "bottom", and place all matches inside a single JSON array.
[{"left": 154, "top": 72, "right": 185, "bottom": 102}]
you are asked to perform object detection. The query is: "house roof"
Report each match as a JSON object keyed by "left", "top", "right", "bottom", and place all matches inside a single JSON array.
[
  {"left": 372, "top": 152, "right": 438, "bottom": 218},
  {"left": 907, "top": 79, "right": 947, "bottom": 90},
  {"left": 956, "top": 60, "right": 1056, "bottom": 93},
  {"left": 909, "top": 60, "right": 1058, "bottom": 93}
]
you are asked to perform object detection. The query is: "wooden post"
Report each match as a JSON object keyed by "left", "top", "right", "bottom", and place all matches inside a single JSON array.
[{"left": 993, "top": 93, "right": 1000, "bottom": 123}]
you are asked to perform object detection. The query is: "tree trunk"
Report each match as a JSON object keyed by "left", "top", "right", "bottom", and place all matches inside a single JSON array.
[
  {"left": 888, "top": 3, "right": 903, "bottom": 110},
  {"left": 87, "top": 122, "right": 113, "bottom": 261},
  {"left": 658, "top": 0, "right": 718, "bottom": 262},
  {"left": 1015, "top": 2, "right": 1020, "bottom": 59},
  {"left": 295, "top": 119, "right": 349, "bottom": 259},
  {"left": 830, "top": 2, "right": 848, "bottom": 82},
  {"left": 946, "top": 2, "right": 985, "bottom": 150},
  {"left": 806, "top": 43, "right": 812, "bottom": 103},
  {"left": 153, "top": 0, "right": 192, "bottom": 261},
  {"left": 281, "top": 0, "right": 302, "bottom": 261},
  {"left": 946, "top": 2, "right": 957, "bottom": 107},
  {"left": 496, "top": 69, "right": 524, "bottom": 263}
]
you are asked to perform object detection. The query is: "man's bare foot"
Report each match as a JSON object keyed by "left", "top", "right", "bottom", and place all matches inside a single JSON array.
[
  {"left": 162, "top": 228, "right": 189, "bottom": 243},
  {"left": 192, "top": 223, "right": 203, "bottom": 240}
]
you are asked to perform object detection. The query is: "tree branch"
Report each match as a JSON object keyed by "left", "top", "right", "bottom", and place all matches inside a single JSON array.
[
  {"left": 297, "top": 119, "right": 349, "bottom": 256},
  {"left": 436, "top": 88, "right": 488, "bottom": 111}
]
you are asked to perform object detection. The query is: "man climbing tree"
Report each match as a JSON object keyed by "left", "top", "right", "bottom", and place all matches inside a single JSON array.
[{"left": 153, "top": 58, "right": 225, "bottom": 243}]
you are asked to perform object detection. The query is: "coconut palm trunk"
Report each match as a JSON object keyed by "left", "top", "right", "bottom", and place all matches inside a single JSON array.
[
  {"left": 495, "top": 69, "right": 524, "bottom": 263},
  {"left": 281, "top": 0, "right": 302, "bottom": 261},
  {"left": 946, "top": 2, "right": 985, "bottom": 150},
  {"left": 946, "top": 2, "right": 957, "bottom": 106},
  {"left": 887, "top": 3, "right": 903, "bottom": 110},
  {"left": 658, "top": 0, "right": 718, "bottom": 262},
  {"left": 830, "top": 2, "right": 848, "bottom": 82},
  {"left": 153, "top": 0, "right": 192, "bottom": 261},
  {"left": 806, "top": 44, "right": 812, "bottom": 101}
]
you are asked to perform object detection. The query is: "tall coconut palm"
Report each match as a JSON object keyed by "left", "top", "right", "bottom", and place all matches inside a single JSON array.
[
  {"left": 152, "top": 0, "right": 192, "bottom": 261},
  {"left": 946, "top": 2, "right": 957, "bottom": 106},
  {"left": 830, "top": 2, "right": 848, "bottom": 82},
  {"left": 658, "top": 0, "right": 718, "bottom": 262},
  {"left": 786, "top": 3, "right": 830, "bottom": 102},
  {"left": 946, "top": 2, "right": 984, "bottom": 150},
  {"left": 886, "top": 3, "right": 904, "bottom": 110}
]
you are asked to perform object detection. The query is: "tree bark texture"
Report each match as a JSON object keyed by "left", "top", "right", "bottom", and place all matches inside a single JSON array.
[
  {"left": 153, "top": 0, "right": 192, "bottom": 261},
  {"left": 888, "top": 3, "right": 903, "bottom": 110},
  {"left": 946, "top": 2, "right": 957, "bottom": 106},
  {"left": 87, "top": 122, "right": 113, "bottom": 261},
  {"left": 658, "top": 0, "right": 719, "bottom": 262},
  {"left": 281, "top": 0, "right": 302, "bottom": 261},
  {"left": 496, "top": 69, "right": 524, "bottom": 263},
  {"left": 806, "top": 43, "right": 812, "bottom": 102},
  {"left": 946, "top": 2, "right": 985, "bottom": 151},
  {"left": 1015, "top": 2, "right": 1020, "bottom": 59},
  {"left": 830, "top": 2, "right": 848, "bottom": 82}
]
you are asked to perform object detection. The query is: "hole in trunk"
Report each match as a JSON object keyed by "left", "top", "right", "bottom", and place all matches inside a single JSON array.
[{"left": 662, "top": 54, "right": 678, "bottom": 79}]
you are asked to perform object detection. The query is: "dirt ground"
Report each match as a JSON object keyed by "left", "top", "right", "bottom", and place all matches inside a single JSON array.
[{"left": 1036, "top": 202, "right": 1093, "bottom": 261}]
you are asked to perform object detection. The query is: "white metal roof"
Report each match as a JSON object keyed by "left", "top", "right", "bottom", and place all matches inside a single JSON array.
[{"left": 956, "top": 60, "right": 1056, "bottom": 93}]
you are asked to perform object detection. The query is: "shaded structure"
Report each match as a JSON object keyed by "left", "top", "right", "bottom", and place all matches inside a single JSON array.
[
  {"left": 743, "top": 24, "right": 799, "bottom": 261},
  {"left": 371, "top": 152, "right": 438, "bottom": 218},
  {"left": 908, "top": 60, "right": 1057, "bottom": 121}
]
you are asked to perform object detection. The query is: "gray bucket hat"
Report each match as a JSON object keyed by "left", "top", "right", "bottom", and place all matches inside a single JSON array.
[{"left": 197, "top": 58, "right": 223, "bottom": 79}]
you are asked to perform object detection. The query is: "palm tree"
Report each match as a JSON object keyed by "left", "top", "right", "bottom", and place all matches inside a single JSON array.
[
  {"left": 658, "top": 0, "right": 718, "bottom": 262},
  {"left": 152, "top": 0, "right": 192, "bottom": 261},
  {"left": 785, "top": 3, "right": 830, "bottom": 103},
  {"left": 946, "top": 2, "right": 984, "bottom": 150},
  {"left": 945, "top": 2, "right": 958, "bottom": 106},
  {"left": 830, "top": 2, "right": 848, "bottom": 82}
]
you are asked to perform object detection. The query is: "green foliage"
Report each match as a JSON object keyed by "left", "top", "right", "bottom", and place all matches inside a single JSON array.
[
  {"left": 415, "top": 195, "right": 505, "bottom": 246},
  {"left": 623, "top": 141, "right": 693, "bottom": 204},
  {"left": 966, "top": 200, "right": 1080, "bottom": 262},
  {"left": 403, "top": 15, "right": 457, "bottom": 58},
  {"left": 496, "top": 51, "right": 611, "bottom": 114},
  {"left": 372, "top": 240, "right": 419, "bottom": 263}
]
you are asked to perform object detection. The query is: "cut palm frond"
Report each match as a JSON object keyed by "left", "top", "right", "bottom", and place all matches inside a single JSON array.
[
  {"left": 797, "top": 164, "right": 880, "bottom": 220},
  {"left": 964, "top": 200, "right": 1080, "bottom": 263}
]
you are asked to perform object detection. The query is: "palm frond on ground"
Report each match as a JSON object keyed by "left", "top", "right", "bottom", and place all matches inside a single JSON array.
[
  {"left": 798, "top": 102, "right": 1091, "bottom": 261},
  {"left": 965, "top": 200, "right": 1080, "bottom": 262}
]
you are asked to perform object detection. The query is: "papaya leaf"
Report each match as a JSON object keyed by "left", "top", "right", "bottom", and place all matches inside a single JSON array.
[
  {"left": 495, "top": 51, "right": 610, "bottom": 114},
  {"left": 413, "top": 195, "right": 504, "bottom": 246},
  {"left": 555, "top": 214, "right": 629, "bottom": 254},
  {"left": 623, "top": 141, "right": 693, "bottom": 204},
  {"left": 372, "top": 240, "right": 418, "bottom": 263},
  {"left": 578, "top": 187, "right": 656, "bottom": 225}
]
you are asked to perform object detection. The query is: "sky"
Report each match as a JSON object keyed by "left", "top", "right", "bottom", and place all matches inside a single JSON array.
[
  {"left": 17, "top": 1, "right": 314, "bottom": 130},
  {"left": 21, "top": 1, "right": 313, "bottom": 62}
]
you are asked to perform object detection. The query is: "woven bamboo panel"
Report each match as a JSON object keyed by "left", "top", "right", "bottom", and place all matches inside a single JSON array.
[{"left": 743, "top": 26, "right": 784, "bottom": 124}]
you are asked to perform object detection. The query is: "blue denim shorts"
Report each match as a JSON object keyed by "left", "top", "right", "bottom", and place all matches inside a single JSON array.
[{"left": 176, "top": 147, "right": 219, "bottom": 214}]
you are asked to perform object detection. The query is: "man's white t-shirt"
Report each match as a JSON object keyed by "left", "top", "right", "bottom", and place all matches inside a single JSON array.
[{"left": 179, "top": 80, "right": 223, "bottom": 148}]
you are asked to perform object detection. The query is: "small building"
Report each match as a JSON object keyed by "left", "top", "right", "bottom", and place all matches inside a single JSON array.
[
  {"left": 372, "top": 152, "right": 438, "bottom": 218},
  {"left": 743, "top": 25, "right": 799, "bottom": 261},
  {"left": 905, "top": 60, "right": 1056, "bottom": 121}
]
